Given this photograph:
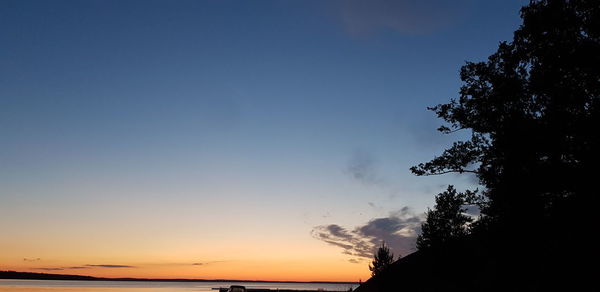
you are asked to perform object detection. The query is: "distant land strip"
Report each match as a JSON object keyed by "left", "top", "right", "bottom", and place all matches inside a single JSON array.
[{"left": 0, "top": 271, "right": 357, "bottom": 284}]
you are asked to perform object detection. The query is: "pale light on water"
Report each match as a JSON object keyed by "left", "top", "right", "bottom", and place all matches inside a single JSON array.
[{"left": 0, "top": 280, "right": 358, "bottom": 292}]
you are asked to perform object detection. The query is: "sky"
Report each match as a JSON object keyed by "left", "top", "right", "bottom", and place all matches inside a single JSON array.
[{"left": 1, "top": 0, "right": 526, "bottom": 282}]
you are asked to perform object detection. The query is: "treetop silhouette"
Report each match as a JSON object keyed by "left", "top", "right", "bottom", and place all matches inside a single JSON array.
[
  {"left": 412, "top": 0, "right": 599, "bottom": 230},
  {"left": 368, "top": 241, "right": 395, "bottom": 277}
]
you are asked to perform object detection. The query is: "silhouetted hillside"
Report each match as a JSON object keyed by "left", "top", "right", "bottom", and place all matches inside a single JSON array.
[
  {"left": 353, "top": 235, "right": 592, "bottom": 292},
  {"left": 0, "top": 271, "right": 99, "bottom": 281}
]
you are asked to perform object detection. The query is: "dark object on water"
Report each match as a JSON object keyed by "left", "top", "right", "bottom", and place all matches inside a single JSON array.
[
  {"left": 228, "top": 286, "right": 247, "bottom": 292},
  {"left": 218, "top": 286, "right": 247, "bottom": 292}
]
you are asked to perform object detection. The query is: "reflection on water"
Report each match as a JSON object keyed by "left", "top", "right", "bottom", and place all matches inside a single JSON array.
[{"left": 0, "top": 280, "right": 358, "bottom": 292}]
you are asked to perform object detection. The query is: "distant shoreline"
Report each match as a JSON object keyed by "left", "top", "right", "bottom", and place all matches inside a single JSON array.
[{"left": 0, "top": 271, "right": 357, "bottom": 285}]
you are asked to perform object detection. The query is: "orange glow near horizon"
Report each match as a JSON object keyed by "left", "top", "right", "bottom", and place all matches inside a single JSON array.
[
  {"left": 3, "top": 259, "right": 369, "bottom": 282},
  {"left": 0, "top": 196, "right": 376, "bottom": 282},
  {"left": 1, "top": 237, "right": 371, "bottom": 282}
]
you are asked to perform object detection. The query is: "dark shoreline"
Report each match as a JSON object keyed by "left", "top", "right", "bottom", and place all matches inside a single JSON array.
[{"left": 0, "top": 271, "right": 357, "bottom": 285}]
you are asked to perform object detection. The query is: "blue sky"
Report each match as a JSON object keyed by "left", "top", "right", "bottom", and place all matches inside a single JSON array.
[{"left": 1, "top": 0, "right": 526, "bottom": 280}]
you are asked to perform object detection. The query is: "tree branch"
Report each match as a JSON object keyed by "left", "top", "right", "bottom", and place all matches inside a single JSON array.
[{"left": 419, "top": 169, "right": 479, "bottom": 176}]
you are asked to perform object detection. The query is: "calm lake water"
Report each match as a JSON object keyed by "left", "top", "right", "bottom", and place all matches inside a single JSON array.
[{"left": 0, "top": 280, "right": 358, "bottom": 292}]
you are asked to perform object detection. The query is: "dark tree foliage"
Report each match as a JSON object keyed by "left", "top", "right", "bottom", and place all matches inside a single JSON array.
[
  {"left": 412, "top": 0, "right": 599, "bottom": 232},
  {"left": 407, "top": 0, "right": 598, "bottom": 289},
  {"left": 369, "top": 242, "right": 394, "bottom": 277},
  {"left": 416, "top": 186, "right": 478, "bottom": 250}
]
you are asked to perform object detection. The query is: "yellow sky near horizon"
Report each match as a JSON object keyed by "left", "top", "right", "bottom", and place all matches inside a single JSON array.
[
  {"left": 0, "top": 178, "right": 386, "bottom": 282},
  {"left": 2, "top": 257, "right": 369, "bottom": 282},
  {"left": 1, "top": 224, "right": 371, "bottom": 282}
]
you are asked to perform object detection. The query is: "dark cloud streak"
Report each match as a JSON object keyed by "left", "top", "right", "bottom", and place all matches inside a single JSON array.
[
  {"left": 34, "top": 268, "right": 64, "bottom": 271},
  {"left": 192, "top": 260, "right": 227, "bottom": 266},
  {"left": 84, "top": 264, "right": 136, "bottom": 268},
  {"left": 312, "top": 207, "right": 423, "bottom": 259},
  {"left": 34, "top": 264, "right": 136, "bottom": 271},
  {"left": 339, "top": 0, "right": 475, "bottom": 35}
]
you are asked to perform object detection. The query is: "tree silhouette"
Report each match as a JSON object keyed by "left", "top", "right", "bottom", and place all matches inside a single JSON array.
[
  {"left": 407, "top": 0, "right": 599, "bottom": 289},
  {"left": 416, "top": 186, "right": 478, "bottom": 250},
  {"left": 411, "top": 0, "right": 599, "bottom": 232},
  {"left": 368, "top": 241, "right": 394, "bottom": 277},
  {"left": 357, "top": 1, "right": 597, "bottom": 290}
]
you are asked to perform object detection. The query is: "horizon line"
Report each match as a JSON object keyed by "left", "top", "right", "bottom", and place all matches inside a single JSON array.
[{"left": 0, "top": 271, "right": 359, "bottom": 284}]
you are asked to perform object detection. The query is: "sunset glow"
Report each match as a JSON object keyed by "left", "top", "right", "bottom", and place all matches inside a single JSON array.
[{"left": 0, "top": 0, "right": 524, "bottom": 283}]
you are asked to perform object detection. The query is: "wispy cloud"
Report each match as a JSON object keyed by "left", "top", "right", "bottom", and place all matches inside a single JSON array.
[
  {"left": 34, "top": 264, "right": 136, "bottom": 271},
  {"left": 65, "top": 266, "right": 89, "bottom": 269},
  {"left": 34, "top": 267, "right": 64, "bottom": 271},
  {"left": 34, "top": 262, "right": 230, "bottom": 272},
  {"left": 23, "top": 258, "right": 41, "bottom": 262},
  {"left": 34, "top": 267, "right": 70, "bottom": 271},
  {"left": 84, "top": 264, "right": 136, "bottom": 268},
  {"left": 338, "top": 0, "right": 474, "bottom": 35},
  {"left": 191, "top": 261, "right": 227, "bottom": 266},
  {"left": 345, "top": 150, "right": 384, "bottom": 186},
  {"left": 312, "top": 207, "right": 423, "bottom": 262}
]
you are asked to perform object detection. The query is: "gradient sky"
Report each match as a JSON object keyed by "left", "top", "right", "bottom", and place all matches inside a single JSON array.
[{"left": 1, "top": 0, "right": 526, "bottom": 282}]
